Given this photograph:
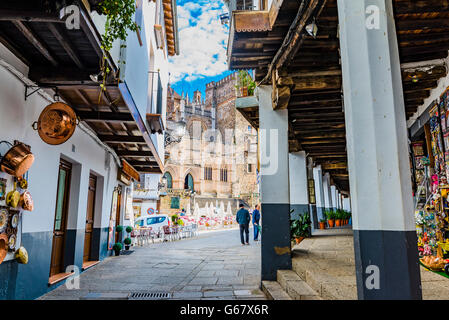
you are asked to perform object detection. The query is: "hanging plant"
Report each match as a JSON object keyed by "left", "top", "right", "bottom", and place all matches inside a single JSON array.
[
  {"left": 95, "top": 0, "right": 139, "bottom": 104},
  {"left": 98, "top": 0, "right": 139, "bottom": 53}
]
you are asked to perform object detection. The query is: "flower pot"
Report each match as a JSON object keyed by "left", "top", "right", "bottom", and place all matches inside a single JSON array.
[
  {"left": 125, "top": 245, "right": 130, "bottom": 251},
  {"left": 319, "top": 222, "right": 326, "bottom": 230},
  {"left": 295, "top": 237, "right": 305, "bottom": 244},
  {"left": 241, "top": 87, "right": 248, "bottom": 97},
  {"left": 114, "top": 250, "right": 120, "bottom": 256},
  {"left": 327, "top": 219, "right": 334, "bottom": 228},
  {"left": 335, "top": 219, "right": 341, "bottom": 227}
]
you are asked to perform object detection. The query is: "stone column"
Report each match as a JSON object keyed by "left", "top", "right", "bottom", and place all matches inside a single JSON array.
[
  {"left": 337, "top": 0, "right": 421, "bottom": 299},
  {"left": 313, "top": 166, "right": 326, "bottom": 222},
  {"left": 331, "top": 185, "right": 337, "bottom": 211},
  {"left": 257, "top": 85, "right": 291, "bottom": 281},
  {"left": 289, "top": 151, "right": 310, "bottom": 220},
  {"left": 323, "top": 172, "right": 333, "bottom": 211}
]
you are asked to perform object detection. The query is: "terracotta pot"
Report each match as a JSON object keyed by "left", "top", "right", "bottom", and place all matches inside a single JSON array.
[
  {"left": 295, "top": 237, "right": 305, "bottom": 244},
  {"left": 335, "top": 219, "right": 341, "bottom": 227},
  {"left": 0, "top": 234, "right": 8, "bottom": 265},
  {"left": 319, "top": 222, "right": 326, "bottom": 230},
  {"left": 328, "top": 219, "right": 334, "bottom": 228},
  {"left": 0, "top": 143, "right": 35, "bottom": 178},
  {"left": 241, "top": 87, "right": 248, "bottom": 97}
]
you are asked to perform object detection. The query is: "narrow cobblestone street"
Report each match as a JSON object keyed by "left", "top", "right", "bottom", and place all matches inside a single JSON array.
[{"left": 38, "top": 228, "right": 266, "bottom": 300}]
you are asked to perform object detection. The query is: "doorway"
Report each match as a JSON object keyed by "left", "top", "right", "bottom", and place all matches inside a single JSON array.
[
  {"left": 83, "top": 174, "right": 97, "bottom": 263},
  {"left": 49, "top": 159, "right": 72, "bottom": 278}
]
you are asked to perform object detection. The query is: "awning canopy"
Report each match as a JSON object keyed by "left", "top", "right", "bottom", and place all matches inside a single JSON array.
[
  {"left": 0, "top": 0, "right": 163, "bottom": 174},
  {"left": 228, "top": 0, "right": 449, "bottom": 192}
]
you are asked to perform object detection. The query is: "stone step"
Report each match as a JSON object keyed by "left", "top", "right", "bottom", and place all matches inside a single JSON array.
[
  {"left": 291, "top": 254, "right": 357, "bottom": 300},
  {"left": 276, "top": 270, "right": 322, "bottom": 300},
  {"left": 261, "top": 281, "right": 292, "bottom": 300}
]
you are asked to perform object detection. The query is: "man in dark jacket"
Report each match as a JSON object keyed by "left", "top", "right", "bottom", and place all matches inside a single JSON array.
[
  {"left": 236, "top": 204, "right": 251, "bottom": 245},
  {"left": 252, "top": 204, "right": 261, "bottom": 241}
]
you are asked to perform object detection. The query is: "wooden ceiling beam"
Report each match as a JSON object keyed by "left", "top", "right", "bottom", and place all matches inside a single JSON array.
[
  {"left": 76, "top": 111, "right": 134, "bottom": 123},
  {"left": 12, "top": 20, "right": 58, "bottom": 66},
  {"left": 47, "top": 22, "right": 84, "bottom": 69}
]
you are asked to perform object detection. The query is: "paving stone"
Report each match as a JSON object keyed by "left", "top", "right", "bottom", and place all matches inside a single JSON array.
[
  {"left": 217, "top": 277, "right": 244, "bottom": 285},
  {"left": 172, "top": 291, "right": 203, "bottom": 298},
  {"left": 188, "top": 277, "right": 218, "bottom": 285},
  {"left": 203, "top": 290, "right": 234, "bottom": 297}
]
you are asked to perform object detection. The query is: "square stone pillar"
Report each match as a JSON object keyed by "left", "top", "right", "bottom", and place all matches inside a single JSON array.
[
  {"left": 289, "top": 151, "right": 310, "bottom": 220},
  {"left": 337, "top": 0, "right": 421, "bottom": 299},
  {"left": 313, "top": 166, "right": 326, "bottom": 222},
  {"left": 257, "top": 85, "right": 292, "bottom": 281}
]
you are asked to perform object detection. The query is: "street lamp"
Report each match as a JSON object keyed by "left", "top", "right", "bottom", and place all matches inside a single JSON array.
[
  {"left": 158, "top": 176, "right": 167, "bottom": 191},
  {"left": 165, "top": 120, "right": 186, "bottom": 147}
]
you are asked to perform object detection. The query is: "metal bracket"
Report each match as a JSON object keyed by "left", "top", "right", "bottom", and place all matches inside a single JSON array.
[{"left": 24, "top": 85, "right": 41, "bottom": 101}]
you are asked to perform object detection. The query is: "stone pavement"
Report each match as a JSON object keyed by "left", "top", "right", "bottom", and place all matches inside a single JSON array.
[
  {"left": 292, "top": 228, "right": 449, "bottom": 300},
  {"left": 38, "top": 228, "right": 266, "bottom": 300}
]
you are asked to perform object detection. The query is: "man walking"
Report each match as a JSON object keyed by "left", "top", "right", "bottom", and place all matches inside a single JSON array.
[
  {"left": 252, "top": 204, "right": 261, "bottom": 241},
  {"left": 236, "top": 203, "right": 250, "bottom": 245}
]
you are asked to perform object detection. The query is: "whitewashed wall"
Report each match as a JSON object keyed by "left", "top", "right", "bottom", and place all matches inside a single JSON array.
[{"left": 0, "top": 42, "right": 122, "bottom": 244}]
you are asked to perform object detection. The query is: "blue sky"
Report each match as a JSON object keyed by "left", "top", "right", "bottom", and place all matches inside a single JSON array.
[{"left": 169, "top": 0, "right": 233, "bottom": 99}]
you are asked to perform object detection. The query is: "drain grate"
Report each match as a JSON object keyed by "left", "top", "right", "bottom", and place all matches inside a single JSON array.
[{"left": 128, "top": 292, "right": 171, "bottom": 300}]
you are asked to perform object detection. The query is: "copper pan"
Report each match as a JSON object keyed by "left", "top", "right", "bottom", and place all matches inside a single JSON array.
[
  {"left": 32, "top": 102, "right": 77, "bottom": 145},
  {"left": 0, "top": 143, "right": 34, "bottom": 178},
  {"left": 0, "top": 234, "right": 8, "bottom": 265}
]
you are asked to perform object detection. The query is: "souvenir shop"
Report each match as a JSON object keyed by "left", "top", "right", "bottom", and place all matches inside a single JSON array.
[{"left": 410, "top": 87, "right": 449, "bottom": 277}]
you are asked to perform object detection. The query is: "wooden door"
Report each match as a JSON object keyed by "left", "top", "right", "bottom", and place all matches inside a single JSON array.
[
  {"left": 83, "top": 174, "right": 97, "bottom": 262},
  {"left": 115, "top": 186, "right": 122, "bottom": 243},
  {"left": 50, "top": 160, "right": 72, "bottom": 277}
]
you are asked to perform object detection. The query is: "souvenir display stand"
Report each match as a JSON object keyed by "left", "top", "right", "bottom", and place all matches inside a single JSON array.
[
  {"left": 413, "top": 92, "right": 449, "bottom": 276},
  {"left": 0, "top": 141, "right": 33, "bottom": 265}
]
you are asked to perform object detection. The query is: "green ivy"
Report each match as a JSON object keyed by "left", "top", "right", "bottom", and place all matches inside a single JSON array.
[{"left": 98, "top": 0, "right": 139, "bottom": 53}]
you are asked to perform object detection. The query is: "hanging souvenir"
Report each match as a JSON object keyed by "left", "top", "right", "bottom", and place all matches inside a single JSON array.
[
  {"left": 32, "top": 102, "right": 77, "bottom": 145},
  {"left": 20, "top": 191, "right": 33, "bottom": 211},
  {"left": 0, "top": 234, "right": 8, "bottom": 265},
  {"left": 15, "top": 247, "right": 28, "bottom": 264},
  {"left": 0, "top": 178, "right": 6, "bottom": 201},
  {"left": 0, "top": 208, "right": 7, "bottom": 233},
  {"left": 8, "top": 234, "right": 16, "bottom": 251},
  {"left": 0, "top": 142, "right": 34, "bottom": 178},
  {"left": 6, "top": 183, "right": 20, "bottom": 208}
]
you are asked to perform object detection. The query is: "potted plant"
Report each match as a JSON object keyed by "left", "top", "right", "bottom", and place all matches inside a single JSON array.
[
  {"left": 325, "top": 210, "right": 335, "bottom": 228},
  {"left": 319, "top": 219, "right": 327, "bottom": 230},
  {"left": 235, "top": 70, "right": 255, "bottom": 97},
  {"left": 290, "top": 212, "right": 312, "bottom": 244},
  {"left": 112, "top": 242, "right": 122, "bottom": 256},
  {"left": 124, "top": 237, "right": 132, "bottom": 250},
  {"left": 335, "top": 210, "right": 343, "bottom": 227}
]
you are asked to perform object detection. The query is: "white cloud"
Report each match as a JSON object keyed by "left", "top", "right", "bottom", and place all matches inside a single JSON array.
[{"left": 169, "top": 1, "right": 229, "bottom": 84}]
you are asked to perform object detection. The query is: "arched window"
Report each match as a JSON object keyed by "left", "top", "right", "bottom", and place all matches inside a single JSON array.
[
  {"left": 163, "top": 172, "right": 173, "bottom": 189},
  {"left": 184, "top": 173, "right": 194, "bottom": 191}
]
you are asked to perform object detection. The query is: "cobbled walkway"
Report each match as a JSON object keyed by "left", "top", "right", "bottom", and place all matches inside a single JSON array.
[{"left": 38, "top": 228, "right": 266, "bottom": 300}]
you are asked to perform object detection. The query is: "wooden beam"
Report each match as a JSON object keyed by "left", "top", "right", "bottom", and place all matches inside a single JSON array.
[
  {"left": 77, "top": 111, "right": 134, "bottom": 123},
  {"left": 98, "top": 135, "right": 146, "bottom": 144},
  {"left": 322, "top": 162, "right": 347, "bottom": 170},
  {"left": 12, "top": 20, "right": 58, "bottom": 66},
  {"left": 260, "top": 0, "right": 325, "bottom": 84},
  {"left": 115, "top": 150, "right": 155, "bottom": 158},
  {"left": 0, "top": 10, "right": 63, "bottom": 23},
  {"left": 47, "top": 23, "right": 84, "bottom": 69}
]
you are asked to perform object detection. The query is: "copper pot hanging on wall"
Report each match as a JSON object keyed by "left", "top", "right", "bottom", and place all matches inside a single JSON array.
[
  {"left": 32, "top": 102, "right": 77, "bottom": 145},
  {"left": 0, "top": 143, "right": 35, "bottom": 178},
  {"left": 0, "top": 234, "right": 8, "bottom": 265}
]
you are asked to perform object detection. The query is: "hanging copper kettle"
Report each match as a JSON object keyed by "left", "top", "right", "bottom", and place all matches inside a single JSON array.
[
  {"left": 32, "top": 102, "right": 77, "bottom": 145},
  {"left": 0, "top": 143, "right": 34, "bottom": 178}
]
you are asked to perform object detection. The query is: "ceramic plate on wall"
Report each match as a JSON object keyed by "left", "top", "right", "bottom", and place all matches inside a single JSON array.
[
  {"left": 0, "top": 209, "right": 7, "bottom": 233},
  {"left": 8, "top": 234, "right": 16, "bottom": 250},
  {"left": 10, "top": 213, "right": 19, "bottom": 229}
]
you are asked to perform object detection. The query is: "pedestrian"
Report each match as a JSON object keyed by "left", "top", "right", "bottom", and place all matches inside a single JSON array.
[
  {"left": 252, "top": 204, "right": 261, "bottom": 241},
  {"left": 236, "top": 203, "right": 250, "bottom": 245}
]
